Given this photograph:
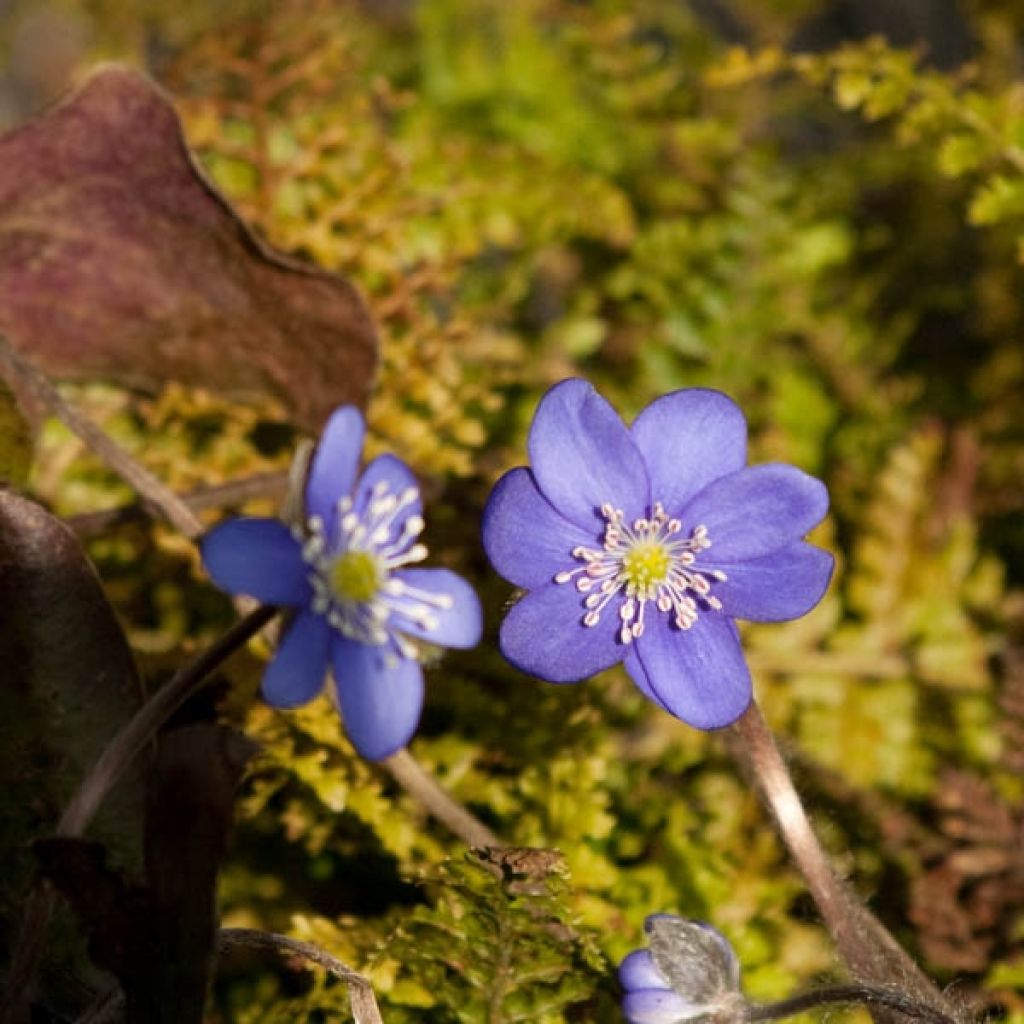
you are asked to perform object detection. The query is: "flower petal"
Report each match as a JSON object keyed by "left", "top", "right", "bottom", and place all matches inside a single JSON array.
[
  {"left": 646, "top": 916, "right": 742, "bottom": 1003},
  {"left": 391, "top": 568, "right": 482, "bottom": 649},
  {"left": 624, "top": 649, "right": 670, "bottom": 712},
  {"left": 499, "top": 581, "right": 623, "bottom": 683},
  {"left": 622, "top": 990, "right": 698, "bottom": 1024},
  {"left": 305, "top": 406, "right": 365, "bottom": 529},
  {"left": 528, "top": 378, "right": 649, "bottom": 531},
  {"left": 482, "top": 468, "right": 596, "bottom": 589},
  {"left": 631, "top": 389, "right": 747, "bottom": 515},
  {"left": 681, "top": 464, "right": 828, "bottom": 561},
  {"left": 201, "top": 517, "right": 310, "bottom": 605},
  {"left": 633, "top": 613, "right": 752, "bottom": 730},
  {"left": 353, "top": 453, "right": 423, "bottom": 539},
  {"left": 331, "top": 637, "right": 424, "bottom": 760},
  {"left": 620, "top": 950, "right": 668, "bottom": 993},
  {"left": 706, "top": 542, "right": 834, "bottom": 622},
  {"left": 695, "top": 923, "right": 741, "bottom": 990},
  {"left": 261, "top": 610, "right": 330, "bottom": 707}
]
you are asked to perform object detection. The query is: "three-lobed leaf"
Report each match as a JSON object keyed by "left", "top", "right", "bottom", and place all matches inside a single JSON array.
[{"left": 0, "top": 66, "right": 378, "bottom": 430}]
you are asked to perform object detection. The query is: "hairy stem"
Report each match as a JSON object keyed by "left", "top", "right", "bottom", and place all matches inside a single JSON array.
[
  {"left": 747, "top": 984, "right": 960, "bottom": 1024},
  {"left": 0, "top": 606, "right": 278, "bottom": 1022},
  {"left": 725, "top": 702, "right": 954, "bottom": 1019},
  {"left": 384, "top": 748, "right": 500, "bottom": 848},
  {"left": 0, "top": 334, "right": 203, "bottom": 538}
]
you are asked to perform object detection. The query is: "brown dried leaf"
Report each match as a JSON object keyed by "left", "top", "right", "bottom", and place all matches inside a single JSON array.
[
  {"left": 0, "top": 65, "right": 377, "bottom": 429},
  {"left": 909, "top": 770, "right": 1024, "bottom": 972}
]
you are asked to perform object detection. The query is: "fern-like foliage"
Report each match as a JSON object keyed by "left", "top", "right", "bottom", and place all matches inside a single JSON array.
[{"left": 381, "top": 848, "right": 617, "bottom": 1024}]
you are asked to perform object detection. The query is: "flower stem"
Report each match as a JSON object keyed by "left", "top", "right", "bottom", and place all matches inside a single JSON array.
[
  {"left": 383, "top": 748, "right": 501, "bottom": 848},
  {"left": 747, "top": 984, "right": 959, "bottom": 1024},
  {"left": 0, "top": 605, "right": 278, "bottom": 1023},
  {"left": 725, "top": 701, "right": 955, "bottom": 1019}
]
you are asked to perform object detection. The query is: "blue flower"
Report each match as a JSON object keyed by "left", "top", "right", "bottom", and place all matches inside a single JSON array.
[
  {"left": 201, "top": 406, "right": 482, "bottom": 760},
  {"left": 620, "top": 915, "right": 745, "bottom": 1024},
  {"left": 482, "top": 379, "right": 833, "bottom": 729}
]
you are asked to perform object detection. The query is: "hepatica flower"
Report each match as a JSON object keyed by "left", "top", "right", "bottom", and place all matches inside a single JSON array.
[
  {"left": 201, "top": 407, "right": 481, "bottom": 760},
  {"left": 620, "top": 915, "right": 746, "bottom": 1024},
  {"left": 483, "top": 380, "right": 833, "bottom": 728}
]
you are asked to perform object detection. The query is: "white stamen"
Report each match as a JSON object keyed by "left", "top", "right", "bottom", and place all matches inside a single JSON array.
[
  {"left": 297, "top": 476, "right": 451, "bottom": 655},
  {"left": 552, "top": 502, "right": 726, "bottom": 641}
]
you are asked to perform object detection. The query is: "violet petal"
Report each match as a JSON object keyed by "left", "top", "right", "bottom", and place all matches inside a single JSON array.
[{"left": 527, "top": 378, "right": 649, "bottom": 531}]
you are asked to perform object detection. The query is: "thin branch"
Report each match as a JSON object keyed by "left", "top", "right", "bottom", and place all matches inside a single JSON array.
[
  {"left": 1, "top": 605, "right": 279, "bottom": 1021},
  {"left": 73, "top": 929, "right": 385, "bottom": 1024},
  {"left": 0, "top": 334, "right": 202, "bottom": 538},
  {"left": 67, "top": 471, "right": 289, "bottom": 539},
  {"left": 725, "top": 701, "right": 955, "bottom": 1021},
  {"left": 59, "top": 604, "right": 277, "bottom": 836},
  {"left": 383, "top": 748, "right": 500, "bottom": 848},
  {"left": 219, "top": 929, "right": 384, "bottom": 1024},
  {"left": 747, "top": 984, "right": 960, "bottom": 1024}
]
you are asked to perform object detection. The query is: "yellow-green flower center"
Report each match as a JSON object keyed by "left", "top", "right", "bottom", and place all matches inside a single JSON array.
[
  {"left": 330, "top": 550, "right": 382, "bottom": 603},
  {"left": 622, "top": 541, "right": 671, "bottom": 592}
]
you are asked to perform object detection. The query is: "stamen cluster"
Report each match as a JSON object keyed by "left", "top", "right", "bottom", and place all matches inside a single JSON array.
[
  {"left": 300, "top": 481, "right": 452, "bottom": 658},
  {"left": 554, "top": 502, "right": 727, "bottom": 643}
]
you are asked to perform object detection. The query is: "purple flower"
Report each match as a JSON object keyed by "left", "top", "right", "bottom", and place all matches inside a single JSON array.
[
  {"left": 482, "top": 379, "right": 833, "bottom": 729},
  {"left": 620, "top": 915, "right": 745, "bottom": 1024},
  {"left": 201, "top": 406, "right": 482, "bottom": 760}
]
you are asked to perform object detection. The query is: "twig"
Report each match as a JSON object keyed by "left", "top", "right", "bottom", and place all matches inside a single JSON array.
[
  {"left": 219, "top": 929, "right": 384, "bottom": 1024},
  {"left": 725, "top": 702, "right": 956, "bottom": 1021},
  {"left": 747, "top": 984, "right": 959, "bottom": 1024},
  {"left": 383, "top": 748, "right": 500, "bottom": 848},
  {"left": 66, "top": 471, "right": 289, "bottom": 538},
  {"left": 73, "top": 929, "right": 385, "bottom": 1024},
  {"left": 0, "top": 605, "right": 279, "bottom": 1021},
  {"left": 0, "top": 334, "right": 202, "bottom": 538}
]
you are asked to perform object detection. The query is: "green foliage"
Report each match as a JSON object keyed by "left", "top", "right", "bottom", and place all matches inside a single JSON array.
[
  {"left": 381, "top": 849, "right": 616, "bottom": 1023},
  {"left": 712, "top": 36, "right": 1024, "bottom": 253}
]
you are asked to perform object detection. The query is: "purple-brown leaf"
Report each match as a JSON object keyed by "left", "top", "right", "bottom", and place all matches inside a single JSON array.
[
  {"left": 0, "top": 489, "right": 143, "bottom": 1015},
  {"left": 0, "top": 65, "right": 377, "bottom": 428}
]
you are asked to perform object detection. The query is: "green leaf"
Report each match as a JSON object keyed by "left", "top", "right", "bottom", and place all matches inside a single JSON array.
[
  {"left": 937, "top": 134, "right": 987, "bottom": 177},
  {"left": 968, "top": 174, "right": 1024, "bottom": 225}
]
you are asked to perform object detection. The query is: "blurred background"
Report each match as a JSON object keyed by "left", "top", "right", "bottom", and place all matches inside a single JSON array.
[{"left": 1, "top": 2, "right": 1022, "bottom": 1022}]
